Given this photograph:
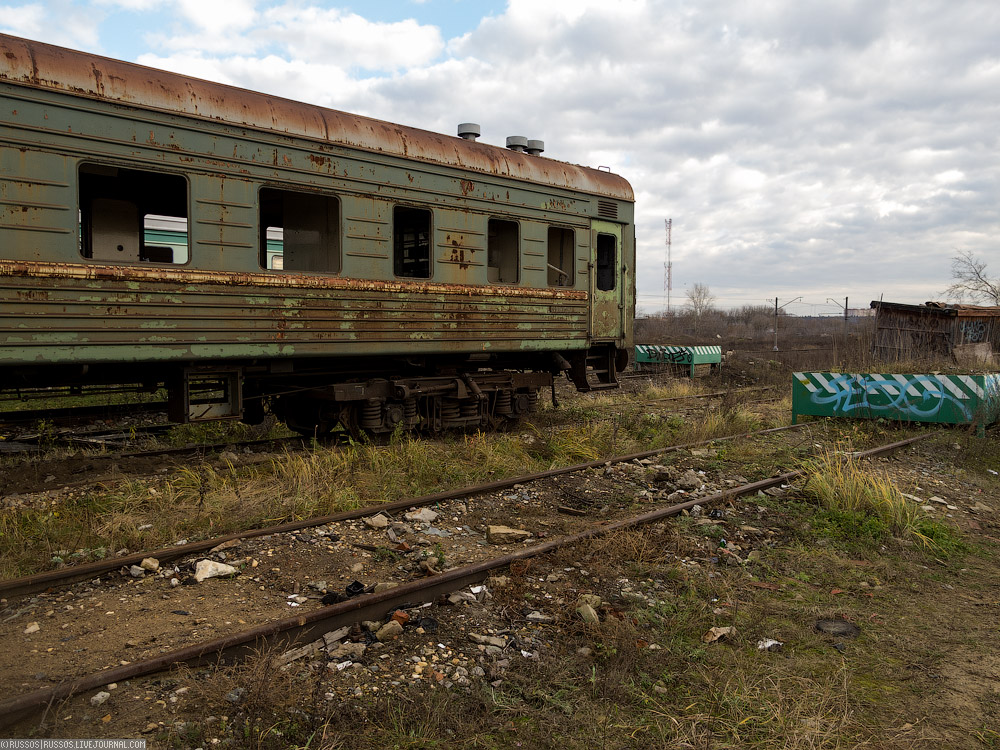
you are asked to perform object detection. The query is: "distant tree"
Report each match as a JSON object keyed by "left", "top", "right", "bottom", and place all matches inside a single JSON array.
[
  {"left": 686, "top": 283, "right": 716, "bottom": 317},
  {"left": 946, "top": 251, "right": 1000, "bottom": 305}
]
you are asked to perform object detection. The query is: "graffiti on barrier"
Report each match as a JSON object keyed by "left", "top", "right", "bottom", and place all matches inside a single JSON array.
[
  {"left": 659, "top": 349, "right": 693, "bottom": 365},
  {"left": 807, "top": 374, "right": 972, "bottom": 420},
  {"left": 635, "top": 346, "right": 692, "bottom": 365}
]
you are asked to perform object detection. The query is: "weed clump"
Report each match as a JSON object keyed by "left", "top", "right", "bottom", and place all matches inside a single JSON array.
[{"left": 800, "top": 446, "right": 962, "bottom": 554}]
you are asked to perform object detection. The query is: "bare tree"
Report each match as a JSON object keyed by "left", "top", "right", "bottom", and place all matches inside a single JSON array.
[
  {"left": 686, "top": 282, "right": 716, "bottom": 317},
  {"left": 946, "top": 251, "right": 1000, "bottom": 304}
]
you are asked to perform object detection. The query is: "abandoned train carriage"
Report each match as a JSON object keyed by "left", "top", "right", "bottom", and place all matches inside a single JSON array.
[{"left": 0, "top": 34, "right": 635, "bottom": 434}]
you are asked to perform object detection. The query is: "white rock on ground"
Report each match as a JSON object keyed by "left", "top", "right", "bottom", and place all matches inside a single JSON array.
[
  {"left": 376, "top": 620, "right": 404, "bottom": 641},
  {"left": 576, "top": 603, "right": 600, "bottom": 624},
  {"left": 404, "top": 508, "right": 439, "bottom": 523},
  {"left": 469, "top": 633, "right": 507, "bottom": 648},
  {"left": 578, "top": 594, "right": 602, "bottom": 608},
  {"left": 677, "top": 470, "right": 702, "bottom": 490},
  {"left": 329, "top": 642, "right": 367, "bottom": 660},
  {"left": 486, "top": 525, "right": 531, "bottom": 544},
  {"left": 193, "top": 559, "right": 238, "bottom": 582}
]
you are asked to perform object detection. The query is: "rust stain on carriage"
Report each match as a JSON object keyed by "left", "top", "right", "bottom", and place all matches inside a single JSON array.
[
  {"left": 0, "top": 260, "right": 589, "bottom": 301},
  {"left": 0, "top": 33, "right": 633, "bottom": 202}
]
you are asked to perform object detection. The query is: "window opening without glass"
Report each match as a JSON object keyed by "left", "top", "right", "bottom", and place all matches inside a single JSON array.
[
  {"left": 259, "top": 188, "right": 340, "bottom": 272},
  {"left": 547, "top": 227, "right": 575, "bottom": 287},
  {"left": 596, "top": 233, "right": 616, "bottom": 291},
  {"left": 79, "top": 164, "right": 188, "bottom": 264},
  {"left": 487, "top": 219, "right": 519, "bottom": 284},
  {"left": 394, "top": 206, "right": 431, "bottom": 278}
]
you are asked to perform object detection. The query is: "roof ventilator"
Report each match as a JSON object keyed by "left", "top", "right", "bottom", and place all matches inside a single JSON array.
[
  {"left": 505, "top": 136, "right": 528, "bottom": 153},
  {"left": 457, "top": 123, "right": 481, "bottom": 141},
  {"left": 526, "top": 140, "right": 545, "bottom": 156}
]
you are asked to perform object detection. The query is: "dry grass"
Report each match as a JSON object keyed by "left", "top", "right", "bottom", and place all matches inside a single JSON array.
[
  {"left": 0, "top": 376, "right": 802, "bottom": 578},
  {"left": 801, "top": 446, "right": 919, "bottom": 535},
  {"left": 181, "top": 646, "right": 334, "bottom": 749},
  {"left": 643, "top": 378, "right": 701, "bottom": 400}
]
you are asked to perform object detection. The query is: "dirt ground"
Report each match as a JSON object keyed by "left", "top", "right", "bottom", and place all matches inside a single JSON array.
[{"left": 2, "top": 422, "right": 998, "bottom": 748}]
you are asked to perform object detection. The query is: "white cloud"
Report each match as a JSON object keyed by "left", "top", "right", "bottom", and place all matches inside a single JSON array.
[
  {"left": 0, "top": 3, "right": 47, "bottom": 37},
  {"left": 257, "top": 5, "right": 443, "bottom": 70},
  {"left": 93, "top": 0, "right": 160, "bottom": 9},
  {"left": 0, "top": 1, "right": 101, "bottom": 49},
  {"left": 175, "top": 0, "right": 258, "bottom": 31}
]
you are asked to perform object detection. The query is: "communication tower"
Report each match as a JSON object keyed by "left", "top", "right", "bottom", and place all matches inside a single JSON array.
[{"left": 664, "top": 218, "right": 673, "bottom": 314}]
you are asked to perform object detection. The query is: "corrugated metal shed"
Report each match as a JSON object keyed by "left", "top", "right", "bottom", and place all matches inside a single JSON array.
[{"left": 870, "top": 300, "right": 1000, "bottom": 364}]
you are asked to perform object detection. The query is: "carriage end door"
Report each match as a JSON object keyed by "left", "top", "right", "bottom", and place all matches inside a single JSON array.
[{"left": 590, "top": 220, "right": 624, "bottom": 340}]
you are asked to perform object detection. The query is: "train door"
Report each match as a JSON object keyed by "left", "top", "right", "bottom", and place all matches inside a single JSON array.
[{"left": 590, "top": 220, "right": 624, "bottom": 340}]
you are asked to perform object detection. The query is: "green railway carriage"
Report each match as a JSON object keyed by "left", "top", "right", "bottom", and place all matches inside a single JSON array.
[{"left": 0, "top": 34, "right": 635, "bottom": 434}]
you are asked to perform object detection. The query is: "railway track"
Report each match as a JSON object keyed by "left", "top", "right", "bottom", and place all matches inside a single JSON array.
[
  {"left": 0, "top": 386, "right": 778, "bottom": 496},
  {"left": 0, "top": 427, "right": 934, "bottom": 726},
  {"left": 0, "top": 423, "right": 807, "bottom": 599},
  {"left": 0, "top": 401, "right": 168, "bottom": 428},
  {"left": 0, "top": 433, "right": 314, "bottom": 498}
]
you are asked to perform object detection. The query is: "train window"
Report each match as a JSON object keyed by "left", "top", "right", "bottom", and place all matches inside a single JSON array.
[
  {"left": 596, "top": 233, "right": 616, "bottom": 291},
  {"left": 547, "top": 227, "right": 575, "bottom": 287},
  {"left": 487, "top": 219, "right": 519, "bottom": 284},
  {"left": 393, "top": 206, "right": 431, "bottom": 279},
  {"left": 259, "top": 188, "right": 341, "bottom": 273},
  {"left": 79, "top": 164, "right": 188, "bottom": 264}
]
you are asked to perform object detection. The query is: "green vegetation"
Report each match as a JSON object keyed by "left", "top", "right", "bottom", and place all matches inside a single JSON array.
[
  {"left": 799, "top": 444, "right": 968, "bottom": 558},
  {"left": 0, "top": 382, "right": 788, "bottom": 577},
  {"left": 801, "top": 446, "right": 919, "bottom": 536}
]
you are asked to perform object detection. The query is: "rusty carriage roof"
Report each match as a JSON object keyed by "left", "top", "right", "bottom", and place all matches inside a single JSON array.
[{"left": 0, "top": 34, "right": 634, "bottom": 202}]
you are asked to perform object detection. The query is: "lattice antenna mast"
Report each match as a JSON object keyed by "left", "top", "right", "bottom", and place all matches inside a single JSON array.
[{"left": 664, "top": 218, "right": 673, "bottom": 314}]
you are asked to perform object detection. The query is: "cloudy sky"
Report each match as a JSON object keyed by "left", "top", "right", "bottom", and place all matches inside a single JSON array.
[{"left": 3, "top": 0, "right": 998, "bottom": 315}]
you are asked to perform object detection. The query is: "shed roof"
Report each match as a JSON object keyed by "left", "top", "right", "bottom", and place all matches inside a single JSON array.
[{"left": 871, "top": 301, "right": 1000, "bottom": 318}]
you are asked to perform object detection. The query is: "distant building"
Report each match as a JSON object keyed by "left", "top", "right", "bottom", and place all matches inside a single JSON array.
[{"left": 871, "top": 300, "right": 1000, "bottom": 364}]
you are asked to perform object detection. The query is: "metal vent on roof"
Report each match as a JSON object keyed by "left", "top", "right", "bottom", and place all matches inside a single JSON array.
[
  {"left": 597, "top": 200, "right": 618, "bottom": 219},
  {"left": 457, "top": 123, "right": 481, "bottom": 141},
  {"left": 506, "top": 136, "right": 528, "bottom": 152}
]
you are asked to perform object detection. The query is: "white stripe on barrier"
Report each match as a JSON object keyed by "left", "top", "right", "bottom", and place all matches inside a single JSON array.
[
  {"left": 941, "top": 377, "right": 970, "bottom": 400},
  {"left": 794, "top": 373, "right": 818, "bottom": 392},
  {"left": 958, "top": 375, "right": 985, "bottom": 398},
  {"left": 812, "top": 373, "right": 837, "bottom": 393},
  {"left": 892, "top": 374, "right": 921, "bottom": 397}
]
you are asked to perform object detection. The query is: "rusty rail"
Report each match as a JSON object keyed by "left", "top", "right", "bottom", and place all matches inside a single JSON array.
[
  {"left": 0, "top": 401, "right": 167, "bottom": 427},
  {"left": 0, "top": 430, "right": 935, "bottom": 726},
  {"left": 645, "top": 387, "right": 775, "bottom": 403},
  {"left": 0, "top": 424, "right": 808, "bottom": 600}
]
